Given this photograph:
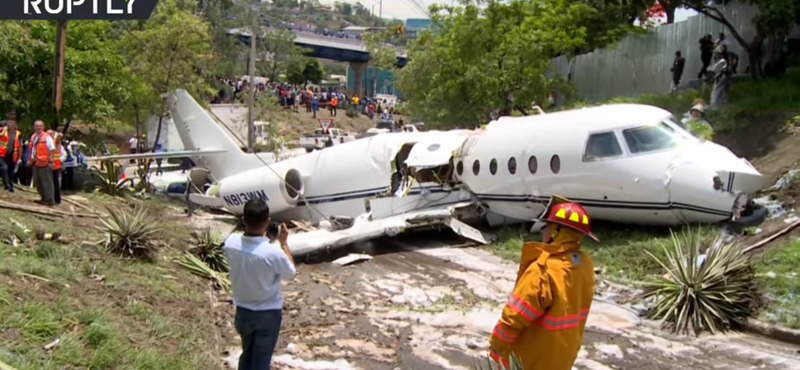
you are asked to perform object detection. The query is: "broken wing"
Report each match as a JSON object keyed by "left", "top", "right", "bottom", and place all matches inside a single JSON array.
[{"left": 286, "top": 201, "right": 495, "bottom": 257}]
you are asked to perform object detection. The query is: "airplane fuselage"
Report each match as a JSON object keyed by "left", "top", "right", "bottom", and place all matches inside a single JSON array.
[{"left": 212, "top": 104, "right": 763, "bottom": 227}]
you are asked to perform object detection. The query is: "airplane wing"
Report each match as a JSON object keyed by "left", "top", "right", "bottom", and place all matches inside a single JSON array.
[
  {"left": 87, "top": 149, "right": 227, "bottom": 161},
  {"left": 287, "top": 201, "right": 495, "bottom": 257}
]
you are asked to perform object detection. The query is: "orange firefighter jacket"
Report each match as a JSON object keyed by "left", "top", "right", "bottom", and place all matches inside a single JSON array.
[{"left": 489, "top": 241, "right": 595, "bottom": 370}]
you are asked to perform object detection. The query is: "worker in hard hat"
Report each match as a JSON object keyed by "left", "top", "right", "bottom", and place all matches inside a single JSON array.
[
  {"left": 681, "top": 103, "right": 714, "bottom": 140},
  {"left": 488, "top": 195, "right": 596, "bottom": 370}
]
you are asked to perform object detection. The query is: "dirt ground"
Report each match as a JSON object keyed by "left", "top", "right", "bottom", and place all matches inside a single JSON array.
[{"left": 205, "top": 232, "right": 800, "bottom": 370}]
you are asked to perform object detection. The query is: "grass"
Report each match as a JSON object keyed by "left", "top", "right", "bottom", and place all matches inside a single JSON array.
[
  {"left": 487, "top": 223, "right": 714, "bottom": 282},
  {"left": 563, "top": 67, "right": 800, "bottom": 133},
  {"left": 485, "top": 224, "right": 800, "bottom": 329},
  {"left": 754, "top": 238, "right": 800, "bottom": 329},
  {"left": 0, "top": 192, "right": 234, "bottom": 370}
]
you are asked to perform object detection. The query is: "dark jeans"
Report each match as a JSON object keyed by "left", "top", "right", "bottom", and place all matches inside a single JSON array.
[
  {"left": 0, "top": 157, "right": 13, "bottom": 191},
  {"left": 62, "top": 167, "right": 74, "bottom": 191},
  {"left": 235, "top": 307, "right": 282, "bottom": 370},
  {"left": 52, "top": 170, "right": 61, "bottom": 204}
]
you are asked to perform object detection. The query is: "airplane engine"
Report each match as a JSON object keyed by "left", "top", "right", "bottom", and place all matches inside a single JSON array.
[{"left": 217, "top": 168, "right": 305, "bottom": 215}]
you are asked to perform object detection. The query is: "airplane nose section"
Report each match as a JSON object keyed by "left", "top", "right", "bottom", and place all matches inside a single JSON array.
[
  {"left": 665, "top": 141, "right": 765, "bottom": 223},
  {"left": 701, "top": 142, "right": 765, "bottom": 194}
]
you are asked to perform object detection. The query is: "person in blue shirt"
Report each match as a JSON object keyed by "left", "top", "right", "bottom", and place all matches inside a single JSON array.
[
  {"left": 224, "top": 199, "right": 295, "bottom": 370},
  {"left": 310, "top": 97, "right": 319, "bottom": 118}
]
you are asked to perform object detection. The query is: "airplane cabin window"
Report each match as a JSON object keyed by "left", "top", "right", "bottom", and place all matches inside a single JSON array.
[
  {"left": 623, "top": 122, "right": 687, "bottom": 154},
  {"left": 550, "top": 155, "right": 561, "bottom": 174},
  {"left": 508, "top": 157, "right": 517, "bottom": 174},
  {"left": 490, "top": 159, "right": 498, "bottom": 175},
  {"left": 584, "top": 131, "right": 623, "bottom": 161},
  {"left": 528, "top": 156, "right": 538, "bottom": 174},
  {"left": 457, "top": 161, "right": 464, "bottom": 176},
  {"left": 473, "top": 160, "right": 481, "bottom": 175}
]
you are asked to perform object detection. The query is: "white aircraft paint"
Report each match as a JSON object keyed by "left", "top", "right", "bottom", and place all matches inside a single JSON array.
[{"left": 88, "top": 89, "right": 765, "bottom": 255}]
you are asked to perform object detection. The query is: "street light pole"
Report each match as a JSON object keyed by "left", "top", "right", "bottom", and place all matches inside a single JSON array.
[{"left": 246, "top": 8, "right": 257, "bottom": 153}]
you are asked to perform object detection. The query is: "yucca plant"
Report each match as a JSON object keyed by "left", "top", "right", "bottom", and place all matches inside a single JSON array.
[
  {"left": 89, "top": 160, "right": 134, "bottom": 197},
  {"left": 99, "top": 206, "right": 161, "bottom": 262},
  {"left": 176, "top": 252, "right": 231, "bottom": 292},
  {"left": 188, "top": 227, "right": 228, "bottom": 272},
  {"left": 473, "top": 353, "right": 522, "bottom": 370},
  {"left": 643, "top": 228, "right": 757, "bottom": 335}
]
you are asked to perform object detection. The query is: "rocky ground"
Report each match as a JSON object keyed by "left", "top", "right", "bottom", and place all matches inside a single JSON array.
[{"left": 207, "top": 231, "right": 800, "bottom": 370}]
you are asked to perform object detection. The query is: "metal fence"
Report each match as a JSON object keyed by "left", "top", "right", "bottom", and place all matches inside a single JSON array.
[{"left": 551, "top": 3, "right": 759, "bottom": 101}]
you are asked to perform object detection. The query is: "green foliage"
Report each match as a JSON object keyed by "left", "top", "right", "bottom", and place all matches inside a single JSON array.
[
  {"left": 258, "top": 27, "right": 306, "bottom": 82},
  {"left": 644, "top": 229, "right": 757, "bottom": 335},
  {"left": 755, "top": 239, "right": 800, "bottom": 329},
  {"left": 362, "top": 29, "right": 404, "bottom": 70},
  {"left": 89, "top": 160, "right": 134, "bottom": 197},
  {"left": 99, "top": 206, "right": 162, "bottom": 262},
  {"left": 287, "top": 58, "right": 325, "bottom": 86},
  {"left": 397, "top": 0, "right": 594, "bottom": 128},
  {"left": 122, "top": 0, "right": 215, "bottom": 148},
  {"left": 176, "top": 253, "right": 231, "bottom": 292},
  {"left": 188, "top": 227, "right": 228, "bottom": 273},
  {"left": 0, "top": 21, "right": 132, "bottom": 131}
]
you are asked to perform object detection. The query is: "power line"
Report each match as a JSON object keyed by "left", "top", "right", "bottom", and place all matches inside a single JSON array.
[{"left": 397, "top": 0, "right": 429, "bottom": 18}]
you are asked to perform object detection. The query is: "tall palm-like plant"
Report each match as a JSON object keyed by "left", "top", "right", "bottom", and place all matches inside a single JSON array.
[{"left": 644, "top": 228, "right": 757, "bottom": 335}]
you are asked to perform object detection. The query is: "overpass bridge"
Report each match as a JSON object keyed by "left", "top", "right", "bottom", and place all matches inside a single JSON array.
[{"left": 228, "top": 27, "right": 407, "bottom": 98}]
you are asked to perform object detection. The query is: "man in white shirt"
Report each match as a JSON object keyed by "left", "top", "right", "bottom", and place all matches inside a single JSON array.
[{"left": 224, "top": 199, "right": 296, "bottom": 370}]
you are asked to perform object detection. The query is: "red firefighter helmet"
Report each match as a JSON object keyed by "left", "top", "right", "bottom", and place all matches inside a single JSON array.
[{"left": 534, "top": 195, "right": 599, "bottom": 242}]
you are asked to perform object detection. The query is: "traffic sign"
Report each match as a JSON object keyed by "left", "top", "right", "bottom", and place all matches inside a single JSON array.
[{"left": 318, "top": 118, "right": 334, "bottom": 133}]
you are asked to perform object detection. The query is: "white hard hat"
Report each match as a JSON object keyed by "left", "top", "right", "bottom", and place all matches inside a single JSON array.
[{"left": 690, "top": 104, "right": 705, "bottom": 113}]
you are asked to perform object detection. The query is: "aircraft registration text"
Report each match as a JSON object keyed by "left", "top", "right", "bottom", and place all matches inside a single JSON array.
[{"left": 223, "top": 190, "right": 269, "bottom": 206}]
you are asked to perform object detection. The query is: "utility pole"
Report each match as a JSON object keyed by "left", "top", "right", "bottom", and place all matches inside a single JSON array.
[
  {"left": 379, "top": 0, "right": 382, "bottom": 19},
  {"left": 52, "top": 19, "right": 67, "bottom": 131},
  {"left": 246, "top": 7, "right": 257, "bottom": 153}
]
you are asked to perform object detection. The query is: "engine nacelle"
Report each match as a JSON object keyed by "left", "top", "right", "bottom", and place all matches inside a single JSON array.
[{"left": 218, "top": 167, "right": 305, "bottom": 215}]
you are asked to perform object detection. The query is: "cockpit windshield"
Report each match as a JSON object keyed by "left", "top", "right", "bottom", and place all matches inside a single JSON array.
[{"left": 622, "top": 121, "right": 692, "bottom": 154}]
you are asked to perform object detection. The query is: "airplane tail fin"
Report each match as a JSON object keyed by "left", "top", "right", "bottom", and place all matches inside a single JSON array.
[{"left": 167, "top": 89, "right": 253, "bottom": 180}]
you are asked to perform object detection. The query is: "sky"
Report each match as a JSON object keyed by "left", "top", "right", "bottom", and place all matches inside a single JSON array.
[{"left": 318, "top": 0, "right": 698, "bottom": 23}]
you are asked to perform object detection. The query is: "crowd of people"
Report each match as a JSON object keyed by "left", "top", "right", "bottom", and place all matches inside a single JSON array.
[
  {"left": 212, "top": 77, "right": 402, "bottom": 121},
  {"left": 0, "top": 109, "right": 87, "bottom": 205}
]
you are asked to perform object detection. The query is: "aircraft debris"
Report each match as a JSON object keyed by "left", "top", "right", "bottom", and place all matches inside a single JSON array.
[
  {"left": 89, "top": 90, "right": 767, "bottom": 256},
  {"left": 332, "top": 253, "right": 373, "bottom": 266},
  {"left": 43, "top": 338, "right": 60, "bottom": 351}
]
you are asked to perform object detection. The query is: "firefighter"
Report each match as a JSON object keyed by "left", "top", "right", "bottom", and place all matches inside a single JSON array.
[{"left": 488, "top": 195, "right": 597, "bottom": 370}]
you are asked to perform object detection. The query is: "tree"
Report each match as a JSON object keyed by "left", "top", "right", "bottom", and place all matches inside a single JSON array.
[
  {"left": 287, "top": 58, "right": 325, "bottom": 86},
  {"left": 0, "top": 21, "right": 132, "bottom": 133},
  {"left": 122, "top": 0, "right": 214, "bottom": 152},
  {"left": 678, "top": 0, "right": 800, "bottom": 78},
  {"left": 258, "top": 28, "right": 305, "bottom": 81},
  {"left": 396, "top": 0, "right": 592, "bottom": 128}
]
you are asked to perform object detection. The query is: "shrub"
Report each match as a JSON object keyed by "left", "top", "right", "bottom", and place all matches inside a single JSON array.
[
  {"left": 188, "top": 227, "right": 228, "bottom": 273},
  {"left": 99, "top": 206, "right": 161, "bottom": 262},
  {"left": 644, "top": 228, "right": 757, "bottom": 335}
]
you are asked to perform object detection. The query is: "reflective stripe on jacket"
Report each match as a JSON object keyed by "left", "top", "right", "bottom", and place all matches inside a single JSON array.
[
  {"left": 0, "top": 128, "right": 22, "bottom": 162},
  {"left": 489, "top": 241, "right": 595, "bottom": 370}
]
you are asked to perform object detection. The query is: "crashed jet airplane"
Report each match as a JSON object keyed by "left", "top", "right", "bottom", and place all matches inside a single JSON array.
[{"left": 91, "top": 89, "right": 765, "bottom": 256}]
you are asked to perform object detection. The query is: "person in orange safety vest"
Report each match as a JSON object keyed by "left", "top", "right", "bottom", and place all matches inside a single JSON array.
[
  {"left": 28, "top": 120, "right": 56, "bottom": 205},
  {"left": 0, "top": 115, "right": 22, "bottom": 191},
  {"left": 47, "top": 129, "right": 63, "bottom": 204},
  {"left": 488, "top": 195, "right": 597, "bottom": 370}
]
